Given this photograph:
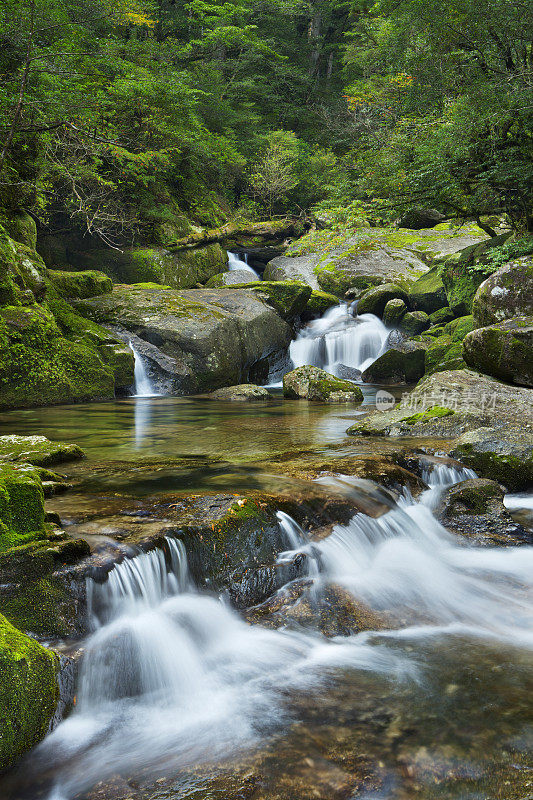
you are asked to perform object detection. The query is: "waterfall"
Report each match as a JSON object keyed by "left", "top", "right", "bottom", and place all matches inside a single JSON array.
[
  {"left": 289, "top": 305, "right": 389, "bottom": 376},
  {"left": 129, "top": 341, "right": 159, "bottom": 397},
  {"left": 228, "top": 251, "right": 261, "bottom": 279}
]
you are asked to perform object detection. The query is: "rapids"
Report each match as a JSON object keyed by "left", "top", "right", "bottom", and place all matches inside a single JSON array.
[{"left": 7, "top": 463, "right": 532, "bottom": 800}]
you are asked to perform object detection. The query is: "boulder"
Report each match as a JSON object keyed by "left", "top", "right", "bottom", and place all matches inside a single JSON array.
[
  {"left": 398, "top": 209, "right": 446, "bottom": 229},
  {"left": 206, "top": 269, "right": 260, "bottom": 286},
  {"left": 383, "top": 298, "right": 408, "bottom": 327},
  {"left": 263, "top": 254, "right": 320, "bottom": 289},
  {"left": 209, "top": 280, "right": 311, "bottom": 321},
  {"left": 0, "top": 209, "right": 37, "bottom": 249},
  {"left": 305, "top": 290, "right": 339, "bottom": 317},
  {"left": 438, "top": 234, "right": 510, "bottom": 316},
  {"left": 463, "top": 317, "right": 533, "bottom": 387},
  {"left": 0, "top": 435, "right": 84, "bottom": 467},
  {"left": 435, "top": 478, "right": 531, "bottom": 546},
  {"left": 0, "top": 614, "right": 60, "bottom": 772},
  {"left": 349, "top": 369, "right": 533, "bottom": 489},
  {"left": 472, "top": 255, "right": 533, "bottom": 327},
  {"left": 206, "top": 384, "right": 272, "bottom": 401},
  {"left": 48, "top": 269, "right": 113, "bottom": 299},
  {"left": 361, "top": 339, "right": 428, "bottom": 384},
  {"left": 75, "top": 284, "right": 293, "bottom": 394},
  {"left": 429, "top": 307, "right": 454, "bottom": 325},
  {"left": 399, "top": 310, "right": 430, "bottom": 336},
  {"left": 283, "top": 366, "right": 363, "bottom": 402},
  {"left": 408, "top": 264, "right": 448, "bottom": 314},
  {"left": 356, "top": 283, "right": 408, "bottom": 317},
  {"left": 425, "top": 335, "right": 465, "bottom": 375},
  {"left": 65, "top": 242, "right": 228, "bottom": 289}
]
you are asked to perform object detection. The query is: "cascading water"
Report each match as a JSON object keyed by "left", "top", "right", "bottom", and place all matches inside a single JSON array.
[
  {"left": 129, "top": 341, "right": 159, "bottom": 397},
  {"left": 18, "top": 464, "right": 533, "bottom": 800},
  {"left": 228, "top": 251, "right": 261, "bottom": 279},
  {"left": 289, "top": 304, "right": 389, "bottom": 376}
]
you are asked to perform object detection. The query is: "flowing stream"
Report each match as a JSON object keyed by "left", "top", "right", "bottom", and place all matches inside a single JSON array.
[
  {"left": 8, "top": 462, "right": 531, "bottom": 800},
  {"left": 129, "top": 341, "right": 160, "bottom": 398}
]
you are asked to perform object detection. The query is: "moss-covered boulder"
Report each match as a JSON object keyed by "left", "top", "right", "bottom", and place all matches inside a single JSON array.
[
  {"left": 408, "top": 264, "right": 448, "bottom": 314},
  {"left": 463, "top": 317, "right": 533, "bottom": 387},
  {"left": 206, "top": 269, "right": 260, "bottom": 287},
  {"left": 425, "top": 336, "right": 465, "bottom": 375},
  {"left": 361, "top": 339, "right": 428, "bottom": 384},
  {"left": 357, "top": 283, "right": 408, "bottom": 317},
  {"left": 48, "top": 269, "right": 112, "bottom": 299},
  {"left": 0, "top": 209, "right": 37, "bottom": 250},
  {"left": 0, "top": 614, "right": 60, "bottom": 772},
  {"left": 206, "top": 384, "right": 271, "bottom": 401},
  {"left": 382, "top": 298, "right": 408, "bottom": 327},
  {"left": 305, "top": 289, "right": 339, "bottom": 316},
  {"left": 75, "top": 284, "right": 293, "bottom": 394},
  {"left": 66, "top": 242, "right": 228, "bottom": 289},
  {"left": 0, "top": 435, "right": 84, "bottom": 467},
  {"left": 283, "top": 366, "right": 363, "bottom": 402},
  {"left": 429, "top": 306, "right": 454, "bottom": 325},
  {"left": 472, "top": 255, "right": 533, "bottom": 327},
  {"left": 438, "top": 235, "right": 511, "bottom": 316},
  {"left": 398, "top": 310, "right": 430, "bottom": 336},
  {"left": 0, "top": 463, "right": 45, "bottom": 551}
]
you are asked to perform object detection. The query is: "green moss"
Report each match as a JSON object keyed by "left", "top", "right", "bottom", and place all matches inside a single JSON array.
[
  {"left": 0, "top": 613, "right": 59, "bottom": 772},
  {"left": 0, "top": 210, "right": 37, "bottom": 249},
  {"left": 402, "top": 406, "right": 455, "bottom": 424},
  {"left": 283, "top": 365, "right": 363, "bottom": 401},
  {"left": 0, "top": 434, "right": 84, "bottom": 467},
  {"left": 306, "top": 290, "right": 340, "bottom": 315},
  {"left": 408, "top": 264, "right": 448, "bottom": 313},
  {"left": 215, "top": 281, "right": 311, "bottom": 319},
  {"left": 429, "top": 307, "right": 454, "bottom": 325},
  {"left": 444, "top": 314, "right": 474, "bottom": 341},
  {"left": 48, "top": 269, "right": 113, "bottom": 299},
  {"left": 357, "top": 283, "right": 408, "bottom": 317}
]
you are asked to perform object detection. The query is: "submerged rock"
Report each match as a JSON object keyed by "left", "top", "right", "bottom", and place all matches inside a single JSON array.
[
  {"left": 206, "top": 384, "right": 272, "bottom": 401},
  {"left": 75, "top": 284, "right": 293, "bottom": 394},
  {"left": 463, "top": 317, "right": 533, "bottom": 387},
  {"left": 283, "top": 366, "right": 363, "bottom": 402}
]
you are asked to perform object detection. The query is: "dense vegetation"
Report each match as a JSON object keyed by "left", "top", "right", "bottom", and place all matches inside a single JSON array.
[{"left": 0, "top": 0, "right": 531, "bottom": 248}]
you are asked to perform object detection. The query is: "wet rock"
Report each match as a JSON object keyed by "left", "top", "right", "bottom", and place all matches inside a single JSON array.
[
  {"left": 335, "top": 364, "right": 362, "bottom": 382},
  {"left": 75, "top": 284, "right": 293, "bottom": 394},
  {"left": 436, "top": 478, "right": 532, "bottom": 546},
  {"left": 361, "top": 338, "right": 428, "bottom": 384},
  {"left": 283, "top": 366, "right": 363, "bottom": 402},
  {"left": 463, "top": 317, "right": 533, "bottom": 387},
  {"left": 0, "top": 434, "right": 84, "bottom": 466},
  {"left": 305, "top": 289, "right": 339, "bottom": 317},
  {"left": 357, "top": 283, "right": 409, "bottom": 317},
  {"left": 206, "top": 384, "right": 272, "bottom": 401},
  {"left": 472, "top": 253, "right": 533, "bottom": 326}
]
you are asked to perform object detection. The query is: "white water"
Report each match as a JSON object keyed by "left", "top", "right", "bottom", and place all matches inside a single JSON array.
[
  {"left": 289, "top": 304, "right": 389, "bottom": 376},
  {"left": 36, "top": 464, "right": 533, "bottom": 800},
  {"left": 228, "top": 251, "right": 261, "bottom": 279},
  {"left": 129, "top": 341, "right": 160, "bottom": 397}
]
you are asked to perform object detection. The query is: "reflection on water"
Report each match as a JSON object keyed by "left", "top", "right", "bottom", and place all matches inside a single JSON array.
[{"left": 0, "top": 395, "right": 370, "bottom": 463}]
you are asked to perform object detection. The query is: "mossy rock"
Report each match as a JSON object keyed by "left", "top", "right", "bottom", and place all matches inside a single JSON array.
[
  {"left": 425, "top": 336, "right": 466, "bottom": 375},
  {"left": 472, "top": 252, "right": 533, "bottom": 327},
  {"left": 357, "top": 283, "right": 408, "bottom": 317},
  {"left": 429, "top": 306, "right": 454, "bottom": 325},
  {"left": 206, "top": 384, "right": 271, "bottom": 401},
  {"left": 0, "top": 463, "right": 45, "bottom": 551},
  {"left": 361, "top": 339, "right": 428, "bottom": 384},
  {"left": 438, "top": 234, "right": 511, "bottom": 316},
  {"left": 408, "top": 264, "right": 447, "bottom": 314},
  {"left": 450, "top": 427, "right": 533, "bottom": 490},
  {"left": 0, "top": 435, "right": 84, "bottom": 467},
  {"left": 383, "top": 298, "right": 408, "bottom": 327},
  {"left": 48, "top": 269, "right": 113, "bottom": 299},
  {"left": 0, "top": 210, "right": 37, "bottom": 249},
  {"left": 444, "top": 314, "right": 474, "bottom": 341},
  {"left": 0, "top": 614, "right": 59, "bottom": 772},
  {"left": 0, "top": 224, "right": 48, "bottom": 305},
  {"left": 283, "top": 366, "right": 363, "bottom": 402},
  {"left": 399, "top": 310, "right": 430, "bottom": 336},
  {"left": 463, "top": 317, "right": 533, "bottom": 387},
  {"left": 305, "top": 290, "right": 339, "bottom": 316}
]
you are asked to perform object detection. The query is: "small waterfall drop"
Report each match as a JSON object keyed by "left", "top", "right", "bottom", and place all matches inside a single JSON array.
[
  {"left": 130, "top": 341, "right": 160, "bottom": 397},
  {"left": 228, "top": 251, "right": 261, "bottom": 279},
  {"left": 289, "top": 305, "right": 389, "bottom": 376}
]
